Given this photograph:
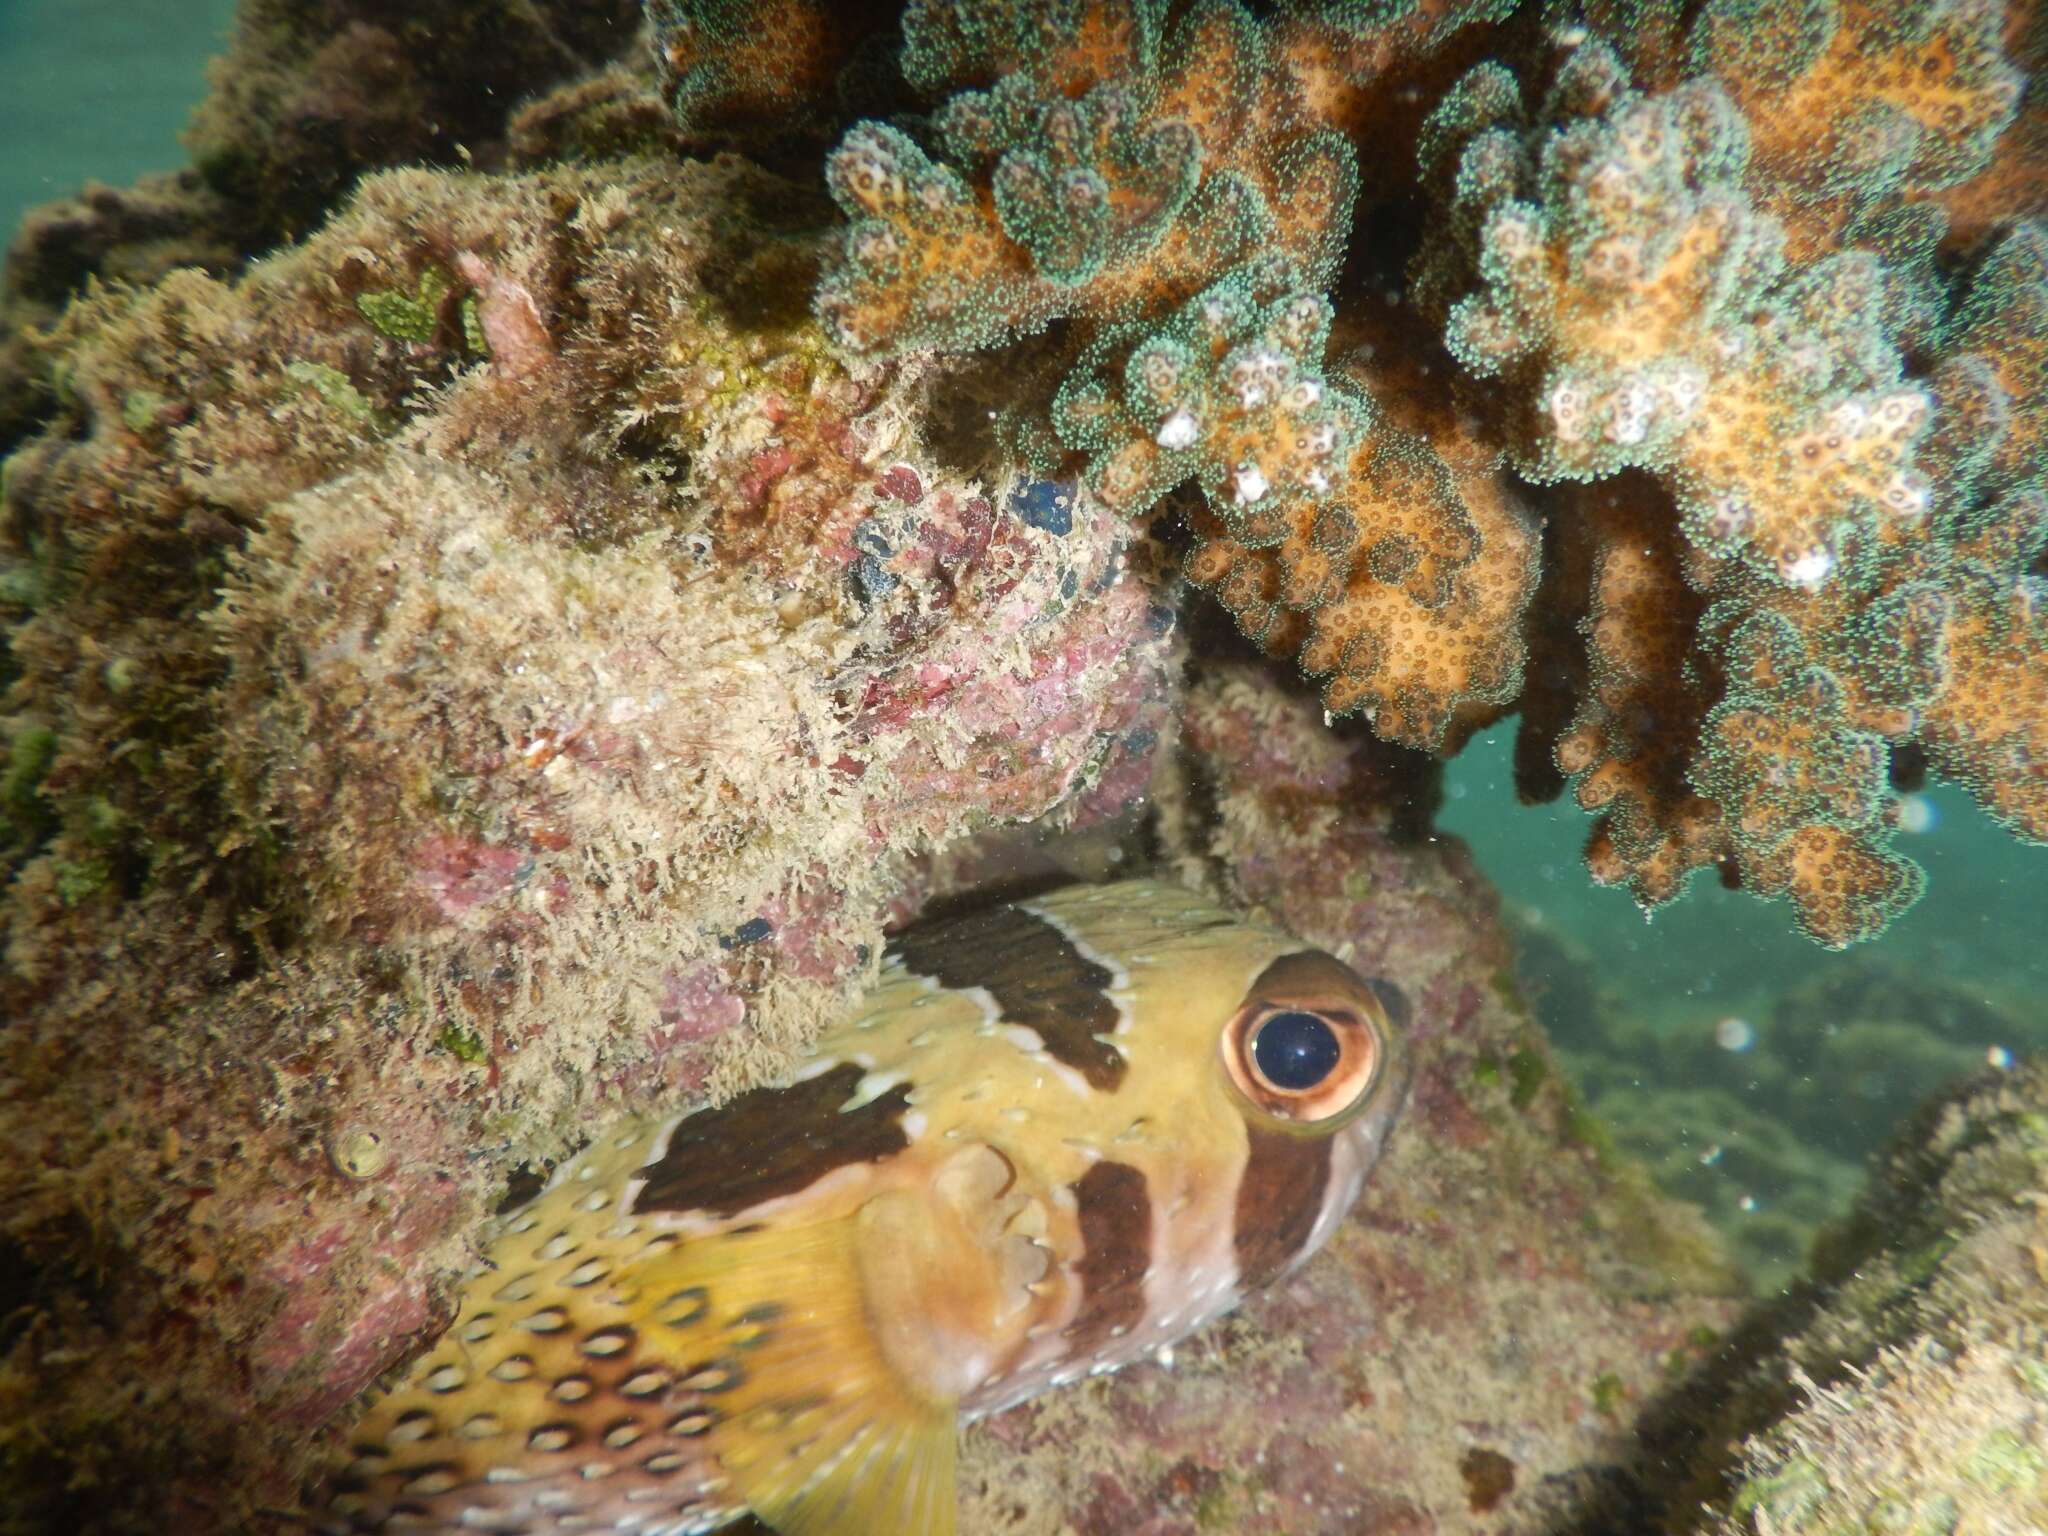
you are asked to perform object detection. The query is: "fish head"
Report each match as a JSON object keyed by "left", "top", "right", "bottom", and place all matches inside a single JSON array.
[
  {"left": 1209, "top": 945, "right": 1411, "bottom": 1281},
  {"left": 928, "top": 885, "right": 1411, "bottom": 1407},
  {"left": 1100, "top": 913, "right": 1410, "bottom": 1290}
]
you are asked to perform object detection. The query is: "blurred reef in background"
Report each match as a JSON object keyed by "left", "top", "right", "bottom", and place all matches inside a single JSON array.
[{"left": 0, "top": 2, "right": 2043, "bottom": 1533}]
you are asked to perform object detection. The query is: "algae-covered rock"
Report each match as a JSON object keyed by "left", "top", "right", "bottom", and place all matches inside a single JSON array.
[
  {"left": 0, "top": 2, "right": 643, "bottom": 453},
  {"left": 1700, "top": 1058, "right": 2048, "bottom": 1535},
  {"left": 0, "top": 146, "right": 1174, "bottom": 1531},
  {"left": 1607, "top": 1056, "right": 2048, "bottom": 1536}
]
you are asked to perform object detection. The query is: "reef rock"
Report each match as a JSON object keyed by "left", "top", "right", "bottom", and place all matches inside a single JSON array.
[{"left": 1636, "top": 1055, "right": 2048, "bottom": 1535}]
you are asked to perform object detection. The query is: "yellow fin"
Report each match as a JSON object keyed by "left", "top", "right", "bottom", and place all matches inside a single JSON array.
[
  {"left": 738, "top": 1402, "right": 956, "bottom": 1536},
  {"left": 643, "top": 1213, "right": 959, "bottom": 1536}
]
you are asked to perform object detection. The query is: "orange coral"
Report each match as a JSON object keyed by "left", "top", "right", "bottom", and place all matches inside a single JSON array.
[
  {"left": 1186, "top": 416, "right": 1535, "bottom": 748},
  {"left": 1422, "top": 47, "right": 1935, "bottom": 586},
  {"left": 783, "top": 0, "right": 2043, "bottom": 941},
  {"left": 647, "top": 0, "right": 900, "bottom": 139},
  {"left": 817, "top": 0, "right": 1355, "bottom": 353},
  {"left": 1685, "top": 0, "right": 2023, "bottom": 263}
]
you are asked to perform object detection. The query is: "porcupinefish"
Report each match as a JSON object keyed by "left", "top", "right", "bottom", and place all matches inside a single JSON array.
[{"left": 316, "top": 880, "right": 1409, "bottom": 1535}]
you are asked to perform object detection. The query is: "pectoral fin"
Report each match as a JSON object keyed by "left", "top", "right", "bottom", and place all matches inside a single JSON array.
[
  {"left": 738, "top": 1404, "right": 957, "bottom": 1536},
  {"left": 685, "top": 1217, "right": 958, "bottom": 1536},
  {"left": 681, "top": 1147, "right": 1049, "bottom": 1535}
]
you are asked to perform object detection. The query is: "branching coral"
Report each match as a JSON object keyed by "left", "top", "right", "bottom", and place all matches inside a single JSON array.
[
  {"left": 646, "top": 0, "right": 903, "bottom": 140},
  {"left": 811, "top": 0, "right": 1547, "bottom": 744},
  {"left": 792, "top": 0, "right": 2045, "bottom": 938},
  {"left": 1676, "top": 0, "right": 2023, "bottom": 267},
  {"left": 817, "top": 0, "right": 1358, "bottom": 353},
  {"left": 1419, "top": 45, "right": 1935, "bottom": 588}
]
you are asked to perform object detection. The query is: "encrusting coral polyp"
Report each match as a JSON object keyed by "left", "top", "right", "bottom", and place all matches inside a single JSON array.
[{"left": 761, "top": 0, "right": 2045, "bottom": 946}]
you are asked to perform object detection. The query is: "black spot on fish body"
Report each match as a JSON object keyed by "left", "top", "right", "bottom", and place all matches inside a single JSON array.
[
  {"left": 1064, "top": 1161, "right": 1152, "bottom": 1356},
  {"left": 889, "top": 903, "right": 1126, "bottom": 1090},
  {"left": 1233, "top": 1126, "right": 1333, "bottom": 1290},
  {"left": 637, "top": 1062, "right": 912, "bottom": 1218}
]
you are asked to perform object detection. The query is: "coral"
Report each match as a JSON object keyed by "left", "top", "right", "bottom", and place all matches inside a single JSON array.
[
  {"left": 1677, "top": 0, "right": 2023, "bottom": 267},
  {"left": 1424, "top": 47, "right": 2044, "bottom": 944},
  {"left": 786, "top": 0, "right": 2043, "bottom": 940},
  {"left": 1419, "top": 45, "right": 1934, "bottom": 588},
  {"left": 807, "top": 0, "right": 1547, "bottom": 741},
  {"left": 816, "top": 0, "right": 1357, "bottom": 354},
  {"left": 1182, "top": 412, "right": 1538, "bottom": 745},
  {"left": 646, "top": 0, "right": 903, "bottom": 141}
]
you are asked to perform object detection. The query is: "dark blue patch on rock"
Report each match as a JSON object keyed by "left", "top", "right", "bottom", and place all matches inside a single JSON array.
[
  {"left": 1009, "top": 479, "right": 1076, "bottom": 536},
  {"left": 720, "top": 916, "right": 775, "bottom": 949},
  {"left": 852, "top": 554, "right": 898, "bottom": 604},
  {"left": 852, "top": 517, "right": 894, "bottom": 560}
]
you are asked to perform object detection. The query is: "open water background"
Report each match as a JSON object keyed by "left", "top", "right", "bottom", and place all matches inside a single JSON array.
[{"left": 4, "top": 0, "right": 2044, "bottom": 1288}]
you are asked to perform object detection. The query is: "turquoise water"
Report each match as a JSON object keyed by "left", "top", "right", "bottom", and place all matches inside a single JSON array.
[
  {"left": 0, "top": 1, "right": 238, "bottom": 228},
  {"left": 1443, "top": 732, "right": 2048, "bottom": 1019},
  {"left": 4, "top": 5, "right": 2044, "bottom": 1288}
]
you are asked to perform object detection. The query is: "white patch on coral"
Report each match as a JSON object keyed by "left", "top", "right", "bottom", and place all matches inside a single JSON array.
[
  {"left": 1155, "top": 408, "right": 1200, "bottom": 449},
  {"left": 1784, "top": 548, "right": 1835, "bottom": 588}
]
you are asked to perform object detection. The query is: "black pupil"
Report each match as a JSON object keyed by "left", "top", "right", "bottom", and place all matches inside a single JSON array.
[{"left": 1251, "top": 1011, "right": 1341, "bottom": 1090}]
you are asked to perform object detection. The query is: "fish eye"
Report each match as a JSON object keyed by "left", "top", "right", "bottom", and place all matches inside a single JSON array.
[
  {"left": 1251, "top": 1011, "right": 1341, "bottom": 1090},
  {"left": 1220, "top": 952, "right": 1398, "bottom": 1126}
]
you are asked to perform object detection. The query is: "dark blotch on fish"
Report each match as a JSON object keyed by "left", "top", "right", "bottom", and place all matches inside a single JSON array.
[
  {"left": 1232, "top": 1125, "right": 1332, "bottom": 1289},
  {"left": 1062, "top": 1161, "right": 1152, "bottom": 1355},
  {"left": 889, "top": 903, "right": 1126, "bottom": 1090},
  {"left": 638, "top": 1063, "right": 913, "bottom": 1218}
]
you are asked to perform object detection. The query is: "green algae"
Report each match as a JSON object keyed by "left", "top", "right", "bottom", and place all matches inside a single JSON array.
[
  {"left": 51, "top": 856, "right": 111, "bottom": 907},
  {"left": 120, "top": 389, "right": 172, "bottom": 432},
  {"left": 356, "top": 264, "right": 454, "bottom": 344},
  {"left": 1, "top": 723, "right": 58, "bottom": 852},
  {"left": 460, "top": 294, "right": 486, "bottom": 355},
  {"left": 281, "top": 360, "right": 382, "bottom": 426},
  {"left": 435, "top": 1025, "right": 489, "bottom": 1064},
  {"left": 1958, "top": 1427, "right": 2047, "bottom": 1491},
  {"left": 1732, "top": 1457, "right": 1832, "bottom": 1529}
]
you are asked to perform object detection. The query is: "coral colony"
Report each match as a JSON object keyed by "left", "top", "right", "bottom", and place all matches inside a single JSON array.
[{"left": 651, "top": 0, "right": 2043, "bottom": 948}]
